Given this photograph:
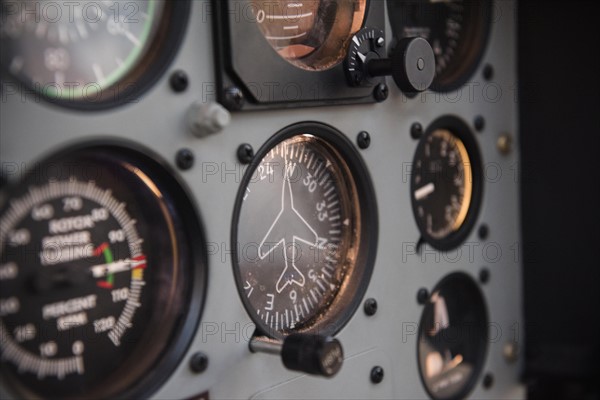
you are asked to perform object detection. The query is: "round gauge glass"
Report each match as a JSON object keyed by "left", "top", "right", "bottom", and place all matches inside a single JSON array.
[
  {"left": 232, "top": 123, "right": 377, "bottom": 339},
  {"left": 418, "top": 273, "right": 488, "bottom": 400},
  {"left": 251, "top": 0, "right": 368, "bottom": 71},
  {"left": 0, "top": 1, "right": 189, "bottom": 108},
  {"left": 411, "top": 117, "right": 483, "bottom": 251},
  {"left": 0, "top": 142, "right": 206, "bottom": 398},
  {"left": 387, "top": 0, "right": 492, "bottom": 92}
]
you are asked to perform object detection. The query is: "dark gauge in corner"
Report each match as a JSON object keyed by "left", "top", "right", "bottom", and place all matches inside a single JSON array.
[
  {"left": 411, "top": 116, "right": 483, "bottom": 251},
  {"left": 387, "top": 0, "right": 492, "bottom": 92},
  {"left": 232, "top": 123, "right": 377, "bottom": 339},
  {"left": 0, "top": 0, "right": 190, "bottom": 109},
  {"left": 418, "top": 273, "right": 488, "bottom": 400},
  {"left": 0, "top": 142, "right": 206, "bottom": 399}
]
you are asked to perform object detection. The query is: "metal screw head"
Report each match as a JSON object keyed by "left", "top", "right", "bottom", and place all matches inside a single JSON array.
[
  {"left": 364, "top": 298, "right": 378, "bottom": 316},
  {"left": 503, "top": 342, "right": 519, "bottom": 364},
  {"left": 190, "top": 352, "right": 209, "bottom": 374},
  {"left": 483, "top": 64, "right": 494, "bottom": 81},
  {"left": 357, "top": 131, "right": 371, "bottom": 150},
  {"left": 410, "top": 123, "right": 423, "bottom": 140},
  {"left": 417, "top": 288, "right": 429, "bottom": 305},
  {"left": 170, "top": 70, "right": 189, "bottom": 93},
  {"left": 478, "top": 224, "right": 489, "bottom": 241},
  {"left": 237, "top": 143, "right": 254, "bottom": 164},
  {"left": 474, "top": 115, "right": 485, "bottom": 132},
  {"left": 370, "top": 366, "right": 384, "bottom": 384},
  {"left": 482, "top": 373, "right": 494, "bottom": 389},
  {"left": 376, "top": 37, "right": 385, "bottom": 48},
  {"left": 176, "top": 149, "right": 195, "bottom": 171},
  {"left": 223, "top": 87, "right": 245, "bottom": 111},
  {"left": 373, "top": 83, "right": 389, "bottom": 102},
  {"left": 497, "top": 134, "right": 513, "bottom": 156},
  {"left": 479, "top": 268, "right": 490, "bottom": 284}
]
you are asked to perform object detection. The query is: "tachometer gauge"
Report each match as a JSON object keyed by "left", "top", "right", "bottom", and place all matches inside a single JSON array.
[
  {"left": 0, "top": 1, "right": 190, "bottom": 109},
  {"left": 418, "top": 273, "right": 488, "bottom": 400},
  {"left": 251, "top": 0, "right": 367, "bottom": 71},
  {"left": 0, "top": 142, "right": 206, "bottom": 398},
  {"left": 232, "top": 123, "right": 377, "bottom": 339},
  {"left": 387, "top": 0, "right": 492, "bottom": 92},
  {"left": 411, "top": 116, "right": 483, "bottom": 251}
]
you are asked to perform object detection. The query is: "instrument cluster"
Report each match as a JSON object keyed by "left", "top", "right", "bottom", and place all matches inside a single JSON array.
[{"left": 0, "top": 1, "right": 522, "bottom": 399}]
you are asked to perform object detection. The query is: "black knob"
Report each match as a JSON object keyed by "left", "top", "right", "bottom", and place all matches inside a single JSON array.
[
  {"left": 368, "top": 37, "right": 435, "bottom": 93},
  {"left": 249, "top": 334, "right": 344, "bottom": 377},
  {"left": 281, "top": 334, "right": 344, "bottom": 377},
  {"left": 344, "top": 29, "right": 435, "bottom": 94}
]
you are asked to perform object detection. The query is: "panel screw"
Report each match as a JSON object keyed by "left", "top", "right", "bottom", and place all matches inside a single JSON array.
[
  {"left": 190, "top": 352, "right": 209, "bottom": 374},
  {"left": 376, "top": 37, "right": 385, "bottom": 48},
  {"left": 357, "top": 131, "right": 371, "bottom": 149},
  {"left": 176, "top": 148, "right": 195, "bottom": 171},
  {"left": 170, "top": 70, "right": 189, "bottom": 93},
  {"left": 364, "top": 298, "right": 378, "bottom": 316},
  {"left": 237, "top": 143, "right": 254, "bottom": 164},
  {"left": 479, "top": 268, "right": 490, "bottom": 284},
  {"left": 478, "top": 224, "right": 489, "bottom": 241},
  {"left": 373, "top": 83, "right": 389, "bottom": 102},
  {"left": 474, "top": 116, "right": 485, "bottom": 132},
  {"left": 483, "top": 373, "right": 494, "bottom": 389},
  {"left": 503, "top": 342, "right": 519, "bottom": 364},
  {"left": 417, "top": 288, "right": 429, "bottom": 305},
  {"left": 223, "top": 87, "right": 245, "bottom": 111},
  {"left": 497, "top": 134, "right": 513, "bottom": 156},
  {"left": 411, "top": 122, "right": 423, "bottom": 140},
  {"left": 370, "top": 366, "right": 384, "bottom": 384},
  {"left": 483, "top": 64, "right": 494, "bottom": 81}
]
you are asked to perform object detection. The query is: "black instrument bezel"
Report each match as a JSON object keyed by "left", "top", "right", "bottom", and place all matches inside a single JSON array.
[
  {"left": 410, "top": 116, "right": 484, "bottom": 252},
  {"left": 231, "top": 122, "right": 379, "bottom": 339},
  {"left": 212, "top": 0, "right": 386, "bottom": 111},
  {"left": 0, "top": 139, "right": 207, "bottom": 399}
]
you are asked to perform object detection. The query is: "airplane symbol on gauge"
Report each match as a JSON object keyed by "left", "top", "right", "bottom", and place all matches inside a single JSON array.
[{"left": 258, "top": 160, "right": 319, "bottom": 294}]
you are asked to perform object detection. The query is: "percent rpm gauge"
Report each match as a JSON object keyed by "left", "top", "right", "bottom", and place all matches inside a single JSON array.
[
  {"left": 0, "top": 0, "right": 190, "bottom": 108},
  {"left": 411, "top": 117, "right": 483, "bottom": 251},
  {"left": 232, "top": 123, "right": 377, "bottom": 339},
  {"left": 0, "top": 142, "right": 206, "bottom": 398}
]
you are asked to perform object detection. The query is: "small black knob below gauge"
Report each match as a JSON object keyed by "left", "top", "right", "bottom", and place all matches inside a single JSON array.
[
  {"left": 345, "top": 29, "right": 435, "bottom": 94},
  {"left": 250, "top": 335, "right": 344, "bottom": 378}
]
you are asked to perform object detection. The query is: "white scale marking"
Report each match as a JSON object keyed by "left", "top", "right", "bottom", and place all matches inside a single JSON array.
[{"left": 415, "top": 182, "right": 436, "bottom": 201}]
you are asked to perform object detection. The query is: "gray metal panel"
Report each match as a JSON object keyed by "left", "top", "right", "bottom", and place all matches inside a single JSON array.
[{"left": 0, "top": 1, "right": 523, "bottom": 399}]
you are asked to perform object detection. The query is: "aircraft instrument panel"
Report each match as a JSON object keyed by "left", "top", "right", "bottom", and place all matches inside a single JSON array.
[{"left": 0, "top": 1, "right": 526, "bottom": 399}]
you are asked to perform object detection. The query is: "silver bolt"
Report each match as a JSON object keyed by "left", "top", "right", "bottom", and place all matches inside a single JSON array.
[
  {"left": 497, "top": 134, "right": 513, "bottom": 156},
  {"left": 376, "top": 37, "right": 385, "bottom": 48},
  {"left": 503, "top": 341, "right": 519, "bottom": 364}
]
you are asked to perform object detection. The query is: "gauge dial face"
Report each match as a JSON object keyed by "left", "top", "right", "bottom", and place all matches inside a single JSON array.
[
  {"left": 233, "top": 125, "right": 376, "bottom": 338},
  {"left": 418, "top": 273, "right": 488, "bottom": 400},
  {"left": 251, "top": 0, "right": 367, "bottom": 71},
  {"left": 387, "top": 0, "right": 491, "bottom": 91},
  {"left": 0, "top": 0, "right": 166, "bottom": 102},
  {"left": 0, "top": 145, "right": 204, "bottom": 398},
  {"left": 411, "top": 117, "right": 482, "bottom": 251},
  {"left": 412, "top": 129, "right": 472, "bottom": 241}
]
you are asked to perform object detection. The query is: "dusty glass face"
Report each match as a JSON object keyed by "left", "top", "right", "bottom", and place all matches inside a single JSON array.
[
  {"left": 418, "top": 273, "right": 488, "bottom": 400},
  {"left": 251, "top": 0, "right": 367, "bottom": 71},
  {"left": 412, "top": 129, "right": 473, "bottom": 240},
  {"left": 235, "top": 135, "right": 361, "bottom": 336},
  {"left": 0, "top": 148, "right": 195, "bottom": 398},
  {"left": 0, "top": 0, "right": 165, "bottom": 100}
]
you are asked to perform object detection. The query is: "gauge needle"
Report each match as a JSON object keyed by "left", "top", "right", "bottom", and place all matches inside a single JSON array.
[
  {"left": 91, "top": 257, "right": 147, "bottom": 278},
  {"left": 357, "top": 51, "right": 367, "bottom": 63},
  {"left": 415, "top": 182, "right": 436, "bottom": 201}
]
